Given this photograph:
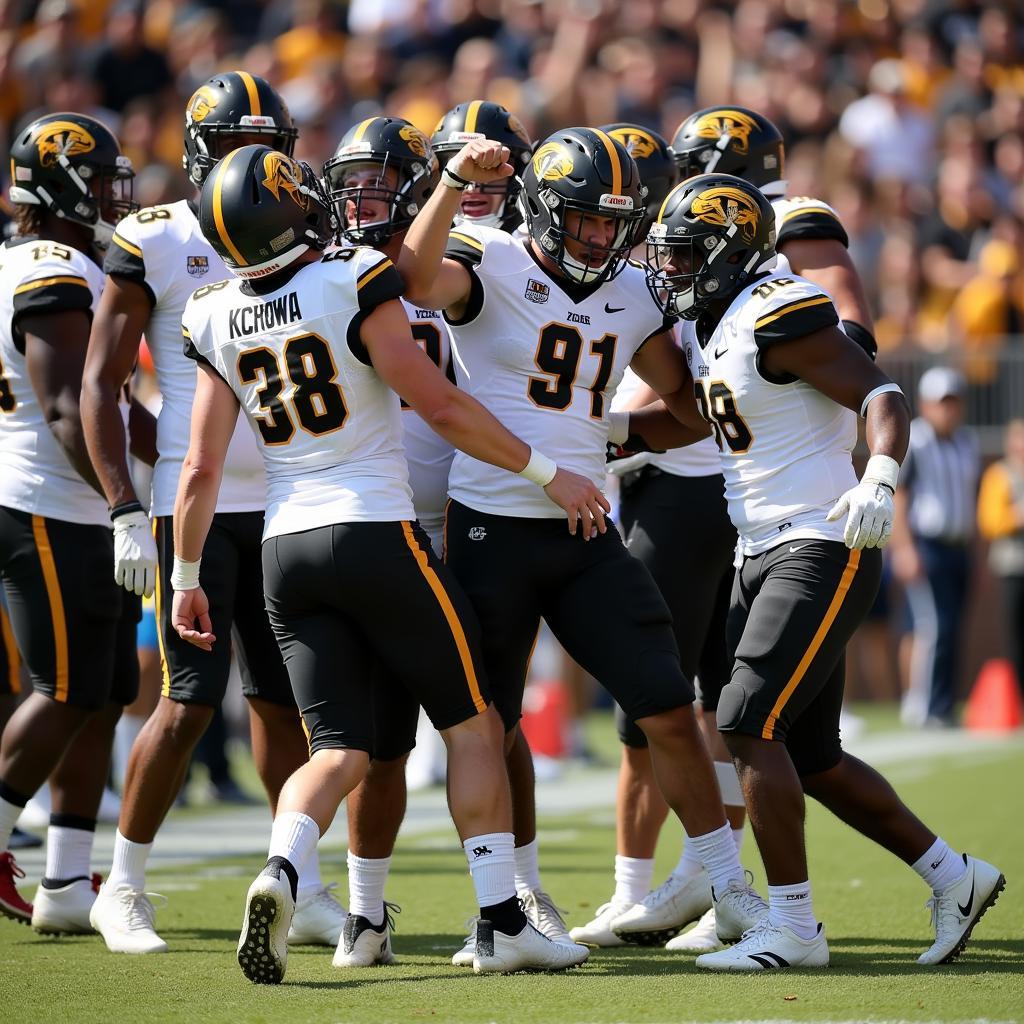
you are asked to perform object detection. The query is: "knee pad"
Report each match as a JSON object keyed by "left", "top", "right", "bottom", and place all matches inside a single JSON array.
[{"left": 715, "top": 679, "right": 749, "bottom": 733}]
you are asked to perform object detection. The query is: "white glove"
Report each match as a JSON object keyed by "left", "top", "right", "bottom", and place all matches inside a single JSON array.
[
  {"left": 112, "top": 506, "right": 159, "bottom": 598},
  {"left": 826, "top": 454, "right": 900, "bottom": 550}
]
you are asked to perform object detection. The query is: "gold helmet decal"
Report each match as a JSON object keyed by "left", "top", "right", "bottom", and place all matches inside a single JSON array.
[
  {"left": 34, "top": 120, "right": 96, "bottom": 167},
  {"left": 261, "top": 152, "right": 308, "bottom": 210},
  {"left": 506, "top": 113, "right": 531, "bottom": 147},
  {"left": 607, "top": 127, "right": 657, "bottom": 160},
  {"left": 690, "top": 185, "right": 761, "bottom": 243},
  {"left": 532, "top": 141, "right": 573, "bottom": 182},
  {"left": 187, "top": 86, "right": 220, "bottom": 125},
  {"left": 692, "top": 109, "right": 760, "bottom": 155},
  {"left": 399, "top": 124, "right": 430, "bottom": 159}
]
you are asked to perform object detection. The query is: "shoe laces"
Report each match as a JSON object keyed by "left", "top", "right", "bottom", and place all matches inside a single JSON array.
[
  {"left": 383, "top": 900, "right": 401, "bottom": 933},
  {"left": 642, "top": 874, "right": 681, "bottom": 907},
  {"left": 925, "top": 891, "right": 963, "bottom": 935},
  {"left": 521, "top": 889, "right": 569, "bottom": 937},
  {"left": 720, "top": 879, "right": 768, "bottom": 916},
  {"left": 0, "top": 851, "right": 26, "bottom": 880},
  {"left": 308, "top": 881, "right": 345, "bottom": 913},
  {"left": 736, "top": 918, "right": 782, "bottom": 947},
  {"left": 117, "top": 888, "right": 167, "bottom": 931}
]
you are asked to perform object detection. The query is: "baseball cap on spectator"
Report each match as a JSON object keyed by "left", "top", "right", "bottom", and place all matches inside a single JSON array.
[{"left": 918, "top": 366, "right": 966, "bottom": 401}]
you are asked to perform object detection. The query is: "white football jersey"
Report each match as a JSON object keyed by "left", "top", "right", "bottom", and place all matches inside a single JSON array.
[
  {"left": 107, "top": 200, "right": 265, "bottom": 516},
  {"left": 683, "top": 269, "right": 857, "bottom": 556},
  {"left": 0, "top": 238, "right": 108, "bottom": 525},
  {"left": 399, "top": 298, "right": 455, "bottom": 525},
  {"left": 772, "top": 194, "right": 848, "bottom": 249},
  {"left": 182, "top": 247, "right": 414, "bottom": 540},
  {"left": 443, "top": 224, "right": 672, "bottom": 518}
]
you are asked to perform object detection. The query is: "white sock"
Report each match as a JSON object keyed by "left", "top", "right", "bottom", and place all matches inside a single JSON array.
[
  {"left": 347, "top": 852, "right": 391, "bottom": 926},
  {"left": 732, "top": 826, "right": 745, "bottom": 855},
  {"left": 104, "top": 830, "right": 152, "bottom": 892},
  {"left": 687, "top": 822, "right": 744, "bottom": 894},
  {"left": 672, "top": 832, "right": 704, "bottom": 882},
  {"left": 296, "top": 846, "right": 324, "bottom": 897},
  {"left": 464, "top": 832, "right": 516, "bottom": 908},
  {"left": 613, "top": 854, "right": 654, "bottom": 905},
  {"left": 267, "top": 811, "right": 320, "bottom": 878},
  {"left": 45, "top": 824, "right": 94, "bottom": 882},
  {"left": 513, "top": 837, "right": 542, "bottom": 895},
  {"left": 0, "top": 794, "right": 26, "bottom": 851},
  {"left": 112, "top": 714, "right": 145, "bottom": 791},
  {"left": 912, "top": 838, "right": 966, "bottom": 892},
  {"left": 768, "top": 880, "right": 818, "bottom": 940}
]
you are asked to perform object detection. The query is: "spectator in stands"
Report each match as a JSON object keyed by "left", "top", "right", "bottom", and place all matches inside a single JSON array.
[
  {"left": 892, "top": 367, "right": 981, "bottom": 728},
  {"left": 977, "top": 419, "right": 1024, "bottom": 699}
]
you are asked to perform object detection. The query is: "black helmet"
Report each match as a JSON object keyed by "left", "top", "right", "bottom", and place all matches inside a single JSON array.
[
  {"left": 599, "top": 123, "right": 678, "bottom": 238},
  {"left": 431, "top": 101, "right": 533, "bottom": 232},
  {"left": 9, "top": 111, "right": 136, "bottom": 247},
  {"left": 645, "top": 173, "right": 776, "bottom": 320},
  {"left": 322, "top": 116, "right": 437, "bottom": 247},
  {"left": 184, "top": 71, "right": 298, "bottom": 187},
  {"left": 521, "top": 127, "right": 647, "bottom": 286},
  {"left": 198, "top": 145, "right": 335, "bottom": 280},
  {"left": 670, "top": 106, "right": 784, "bottom": 194}
]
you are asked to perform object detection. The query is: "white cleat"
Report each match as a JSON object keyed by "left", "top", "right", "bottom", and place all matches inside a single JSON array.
[
  {"left": 32, "top": 874, "right": 100, "bottom": 934},
  {"left": 520, "top": 888, "right": 573, "bottom": 943},
  {"left": 696, "top": 919, "right": 829, "bottom": 971},
  {"left": 472, "top": 919, "right": 590, "bottom": 974},
  {"left": 332, "top": 904, "right": 398, "bottom": 967},
  {"left": 712, "top": 877, "right": 768, "bottom": 942},
  {"left": 569, "top": 900, "right": 633, "bottom": 947},
  {"left": 237, "top": 871, "right": 295, "bottom": 985},
  {"left": 89, "top": 884, "right": 168, "bottom": 954},
  {"left": 288, "top": 883, "right": 347, "bottom": 946},
  {"left": 917, "top": 854, "right": 1005, "bottom": 966},
  {"left": 451, "top": 918, "right": 478, "bottom": 966},
  {"left": 611, "top": 871, "right": 712, "bottom": 946},
  {"left": 665, "top": 907, "right": 725, "bottom": 953}
]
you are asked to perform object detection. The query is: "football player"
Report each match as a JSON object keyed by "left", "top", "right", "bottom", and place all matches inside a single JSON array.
[
  {"left": 80, "top": 72, "right": 346, "bottom": 954},
  {"left": 399, "top": 129, "right": 769, "bottom": 956},
  {"left": 175, "top": 144, "right": 600, "bottom": 980},
  {"left": 632, "top": 172, "right": 1004, "bottom": 970},
  {"left": 0, "top": 113, "right": 144, "bottom": 932},
  {"left": 600, "top": 107, "right": 879, "bottom": 952}
]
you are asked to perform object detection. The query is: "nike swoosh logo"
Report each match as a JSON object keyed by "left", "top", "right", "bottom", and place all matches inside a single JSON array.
[
  {"left": 714, "top": 344, "right": 729, "bottom": 358},
  {"left": 604, "top": 303, "right": 625, "bottom": 314},
  {"left": 957, "top": 871, "right": 975, "bottom": 917},
  {"left": 789, "top": 544, "right": 810, "bottom": 553}
]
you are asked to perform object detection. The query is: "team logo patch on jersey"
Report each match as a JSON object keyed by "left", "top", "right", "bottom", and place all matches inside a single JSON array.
[
  {"left": 34, "top": 120, "right": 96, "bottom": 167},
  {"left": 606, "top": 126, "right": 657, "bottom": 160},
  {"left": 186, "top": 86, "right": 219, "bottom": 124},
  {"left": 691, "top": 186, "right": 761, "bottom": 244},
  {"left": 692, "top": 109, "right": 759, "bottom": 155},
  {"left": 532, "top": 142, "right": 573, "bottom": 182},
  {"left": 525, "top": 278, "right": 550, "bottom": 304},
  {"left": 186, "top": 255, "right": 210, "bottom": 276},
  {"left": 261, "top": 153, "right": 309, "bottom": 210}
]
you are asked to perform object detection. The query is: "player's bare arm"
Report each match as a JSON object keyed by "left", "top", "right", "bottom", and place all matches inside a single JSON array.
[
  {"left": 363, "top": 297, "right": 610, "bottom": 536},
  {"left": 780, "top": 237, "right": 874, "bottom": 332},
  {"left": 398, "top": 138, "right": 513, "bottom": 315},
  {"left": 170, "top": 362, "right": 240, "bottom": 650},
  {"left": 22, "top": 308, "right": 105, "bottom": 495}
]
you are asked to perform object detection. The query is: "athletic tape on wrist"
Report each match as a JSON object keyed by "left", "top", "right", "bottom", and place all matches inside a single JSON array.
[
  {"left": 859, "top": 382, "right": 903, "bottom": 418},
  {"left": 608, "top": 411, "right": 630, "bottom": 446},
  {"left": 170, "top": 555, "right": 201, "bottom": 591},
  {"left": 863, "top": 453, "right": 901, "bottom": 492},
  {"left": 441, "top": 166, "right": 471, "bottom": 191},
  {"left": 519, "top": 448, "right": 558, "bottom": 487}
]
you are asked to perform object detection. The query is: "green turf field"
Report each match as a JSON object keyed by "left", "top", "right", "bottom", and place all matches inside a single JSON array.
[{"left": 4, "top": 721, "right": 1022, "bottom": 1024}]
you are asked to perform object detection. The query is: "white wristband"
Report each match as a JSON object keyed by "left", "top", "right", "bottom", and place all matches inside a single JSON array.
[
  {"left": 170, "top": 555, "right": 201, "bottom": 591},
  {"left": 859, "top": 382, "right": 904, "bottom": 418},
  {"left": 441, "top": 165, "right": 471, "bottom": 191},
  {"left": 519, "top": 448, "right": 558, "bottom": 487},
  {"left": 863, "top": 454, "right": 900, "bottom": 492},
  {"left": 608, "top": 411, "right": 630, "bottom": 446}
]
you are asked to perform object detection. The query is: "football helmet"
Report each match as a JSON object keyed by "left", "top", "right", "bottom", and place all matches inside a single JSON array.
[
  {"left": 431, "top": 101, "right": 533, "bottom": 232},
  {"left": 521, "top": 127, "right": 646, "bottom": 286},
  {"left": 8, "top": 111, "right": 136, "bottom": 247},
  {"left": 184, "top": 71, "right": 298, "bottom": 187},
  {"left": 198, "top": 145, "right": 335, "bottom": 280},
  {"left": 645, "top": 173, "right": 776, "bottom": 319},
  {"left": 671, "top": 106, "right": 785, "bottom": 196},
  {"left": 599, "top": 123, "right": 678, "bottom": 239},
  {"left": 322, "top": 116, "right": 437, "bottom": 247}
]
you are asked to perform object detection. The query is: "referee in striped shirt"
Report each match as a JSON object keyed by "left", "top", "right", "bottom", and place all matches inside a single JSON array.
[{"left": 892, "top": 367, "right": 980, "bottom": 727}]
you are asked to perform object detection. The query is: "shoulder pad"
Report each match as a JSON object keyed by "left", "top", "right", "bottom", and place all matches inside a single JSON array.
[
  {"left": 748, "top": 275, "right": 838, "bottom": 347},
  {"left": 773, "top": 195, "right": 848, "bottom": 248}
]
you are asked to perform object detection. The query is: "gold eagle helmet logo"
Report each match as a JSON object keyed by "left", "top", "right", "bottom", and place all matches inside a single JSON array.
[
  {"left": 399, "top": 124, "right": 430, "bottom": 159},
  {"left": 532, "top": 141, "right": 573, "bottom": 182},
  {"left": 607, "top": 127, "right": 657, "bottom": 160},
  {"left": 261, "top": 152, "right": 309, "bottom": 210},
  {"left": 187, "top": 86, "right": 220, "bottom": 125},
  {"left": 692, "top": 110, "right": 760, "bottom": 155},
  {"left": 690, "top": 185, "right": 761, "bottom": 244},
  {"left": 34, "top": 120, "right": 96, "bottom": 168}
]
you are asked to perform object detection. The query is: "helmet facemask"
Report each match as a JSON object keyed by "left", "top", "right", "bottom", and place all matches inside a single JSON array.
[{"left": 187, "top": 119, "right": 298, "bottom": 187}]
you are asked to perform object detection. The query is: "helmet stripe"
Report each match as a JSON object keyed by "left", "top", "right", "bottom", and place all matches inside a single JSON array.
[
  {"left": 592, "top": 129, "right": 622, "bottom": 195},
  {"left": 237, "top": 71, "right": 262, "bottom": 117},
  {"left": 464, "top": 100, "right": 483, "bottom": 134},
  {"left": 657, "top": 180, "right": 684, "bottom": 223},
  {"left": 211, "top": 148, "right": 248, "bottom": 266},
  {"left": 351, "top": 118, "right": 376, "bottom": 143}
]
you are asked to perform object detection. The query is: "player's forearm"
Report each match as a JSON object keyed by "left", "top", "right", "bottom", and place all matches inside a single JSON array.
[
  {"left": 81, "top": 374, "right": 139, "bottom": 507},
  {"left": 628, "top": 399, "right": 710, "bottom": 449},
  {"left": 864, "top": 392, "right": 910, "bottom": 464},
  {"left": 397, "top": 180, "right": 462, "bottom": 304},
  {"left": 425, "top": 388, "right": 532, "bottom": 474},
  {"left": 47, "top": 399, "right": 106, "bottom": 496},
  {"left": 172, "top": 456, "right": 222, "bottom": 563}
]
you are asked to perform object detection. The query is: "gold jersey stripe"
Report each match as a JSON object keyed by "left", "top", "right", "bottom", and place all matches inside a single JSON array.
[
  {"left": 13, "top": 275, "right": 89, "bottom": 295},
  {"left": 355, "top": 258, "right": 394, "bottom": 291},
  {"left": 112, "top": 233, "right": 143, "bottom": 258},
  {"left": 782, "top": 206, "right": 839, "bottom": 223},
  {"left": 448, "top": 231, "right": 484, "bottom": 252},
  {"left": 754, "top": 295, "right": 831, "bottom": 330}
]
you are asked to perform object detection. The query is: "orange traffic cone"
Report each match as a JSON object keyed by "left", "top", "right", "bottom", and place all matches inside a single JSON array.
[
  {"left": 520, "top": 678, "right": 569, "bottom": 757},
  {"left": 963, "top": 658, "right": 1023, "bottom": 732}
]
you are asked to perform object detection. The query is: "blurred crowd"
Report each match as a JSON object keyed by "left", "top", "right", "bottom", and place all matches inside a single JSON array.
[{"left": 0, "top": 0, "right": 1020, "bottom": 370}]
